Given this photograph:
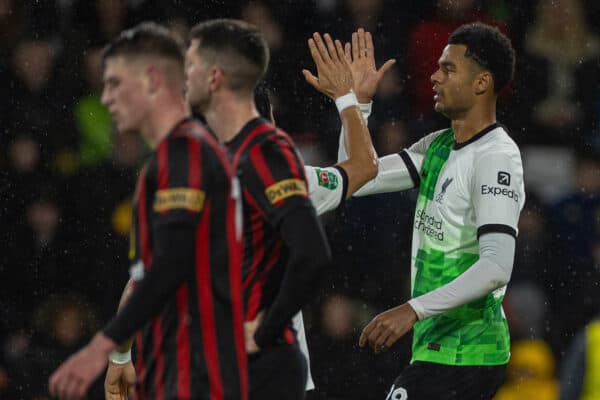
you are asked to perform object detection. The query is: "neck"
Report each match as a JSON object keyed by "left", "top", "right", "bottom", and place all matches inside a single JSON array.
[
  {"left": 140, "top": 94, "right": 189, "bottom": 149},
  {"left": 205, "top": 91, "right": 259, "bottom": 143},
  {"left": 451, "top": 101, "right": 496, "bottom": 143}
]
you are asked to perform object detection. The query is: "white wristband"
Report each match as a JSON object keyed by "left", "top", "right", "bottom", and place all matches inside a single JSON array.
[
  {"left": 359, "top": 101, "right": 373, "bottom": 118},
  {"left": 334, "top": 91, "right": 358, "bottom": 113},
  {"left": 109, "top": 349, "right": 132, "bottom": 364}
]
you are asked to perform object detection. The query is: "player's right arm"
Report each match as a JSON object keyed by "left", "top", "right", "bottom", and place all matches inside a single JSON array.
[
  {"left": 331, "top": 28, "right": 428, "bottom": 198},
  {"left": 304, "top": 29, "right": 397, "bottom": 214},
  {"left": 104, "top": 279, "right": 136, "bottom": 400},
  {"left": 49, "top": 136, "right": 210, "bottom": 399},
  {"left": 346, "top": 129, "right": 449, "bottom": 197},
  {"left": 101, "top": 137, "right": 206, "bottom": 347}
]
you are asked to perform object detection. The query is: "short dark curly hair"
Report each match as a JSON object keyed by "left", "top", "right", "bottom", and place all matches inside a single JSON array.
[{"left": 448, "top": 22, "right": 515, "bottom": 94}]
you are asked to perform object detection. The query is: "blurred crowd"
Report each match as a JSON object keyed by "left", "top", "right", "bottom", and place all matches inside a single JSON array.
[{"left": 1, "top": 0, "right": 600, "bottom": 399}]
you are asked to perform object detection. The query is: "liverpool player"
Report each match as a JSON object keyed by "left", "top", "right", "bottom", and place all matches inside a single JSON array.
[
  {"left": 346, "top": 23, "right": 522, "bottom": 399},
  {"left": 49, "top": 22, "right": 247, "bottom": 400}
]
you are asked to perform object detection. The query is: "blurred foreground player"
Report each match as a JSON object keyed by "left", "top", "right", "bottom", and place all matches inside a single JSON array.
[
  {"left": 185, "top": 19, "right": 336, "bottom": 400},
  {"left": 49, "top": 22, "right": 247, "bottom": 400},
  {"left": 337, "top": 22, "right": 524, "bottom": 400},
  {"left": 103, "top": 24, "right": 393, "bottom": 400}
]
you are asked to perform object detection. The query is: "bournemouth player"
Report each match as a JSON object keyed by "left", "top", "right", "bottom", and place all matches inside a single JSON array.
[
  {"left": 101, "top": 25, "right": 394, "bottom": 399},
  {"left": 337, "top": 23, "right": 523, "bottom": 399},
  {"left": 48, "top": 23, "right": 247, "bottom": 400},
  {"left": 185, "top": 19, "right": 371, "bottom": 399}
]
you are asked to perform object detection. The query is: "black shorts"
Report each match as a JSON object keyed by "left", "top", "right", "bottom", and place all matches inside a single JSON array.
[
  {"left": 385, "top": 361, "right": 506, "bottom": 400},
  {"left": 249, "top": 343, "right": 307, "bottom": 400}
]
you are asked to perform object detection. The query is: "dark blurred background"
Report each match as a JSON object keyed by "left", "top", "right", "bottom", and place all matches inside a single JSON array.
[{"left": 1, "top": 0, "right": 600, "bottom": 399}]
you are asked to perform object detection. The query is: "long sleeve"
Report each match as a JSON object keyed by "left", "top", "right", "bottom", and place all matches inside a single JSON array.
[
  {"left": 253, "top": 206, "right": 331, "bottom": 347},
  {"left": 408, "top": 232, "right": 515, "bottom": 320}
]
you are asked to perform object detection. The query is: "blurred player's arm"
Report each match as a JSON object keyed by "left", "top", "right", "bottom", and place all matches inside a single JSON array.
[
  {"left": 103, "top": 138, "right": 206, "bottom": 345},
  {"left": 253, "top": 205, "right": 332, "bottom": 348},
  {"left": 104, "top": 279, "right": 136, "bottom": 400},
  {"left": 48, "top": 225, "right": 196, "bottom": 399},
  {"left": 102, "top": 225, "right": 195, "bottom": 344},
  {"left": 112, "top": 278, "right": 136, "bottom": 352}
]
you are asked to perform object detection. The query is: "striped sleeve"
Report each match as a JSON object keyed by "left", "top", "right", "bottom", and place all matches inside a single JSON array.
[
  {"left": 244, "top": 134, "right": 312, "bottom": 226},
  {"left": 152, "top": 136, "right": 206, "bottom": 228}
]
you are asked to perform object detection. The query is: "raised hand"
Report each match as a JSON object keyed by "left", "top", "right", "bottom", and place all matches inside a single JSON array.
[
  {"left": 344, "top": 28, "right": 396, "bottom": 103},
  {"left": 303, "top": 32, "right": 354, "bottom": 100},
  {"left": 105, "top": 360, "right": 136, "bottom": 400}
]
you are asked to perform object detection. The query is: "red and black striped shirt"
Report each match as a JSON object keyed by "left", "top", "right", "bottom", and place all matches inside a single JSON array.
[
  {"left": 226, "top": 117, "right": 315, "bottom": 346},
  {"left": 103, "top": 118, "right": 247, "bottom": 400}
]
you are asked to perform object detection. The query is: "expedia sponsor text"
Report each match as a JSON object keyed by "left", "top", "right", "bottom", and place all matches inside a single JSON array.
[{"left": 481, "top": 185, "right": 519, "bottom": 202}]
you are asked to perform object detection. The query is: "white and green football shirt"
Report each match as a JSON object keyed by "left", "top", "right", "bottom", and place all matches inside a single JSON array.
[
  {"left": 407, "top": 123, "right": 524, "bottom": 365},
  {"left": 345, "top": 122, "right": 524, "bottom": 366}
]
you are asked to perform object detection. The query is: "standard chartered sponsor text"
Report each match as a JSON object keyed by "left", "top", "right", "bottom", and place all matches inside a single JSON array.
[{"left": 415, "top": 209, "right": 444, "bottom": 241}]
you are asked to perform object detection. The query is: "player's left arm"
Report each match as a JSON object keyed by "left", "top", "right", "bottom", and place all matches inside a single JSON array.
[
  {"left": 360, "top": 149, "right": 525, "bottom": 352},
  {"left": 408, "top": 150, "right": 525, "bottom": 320}
]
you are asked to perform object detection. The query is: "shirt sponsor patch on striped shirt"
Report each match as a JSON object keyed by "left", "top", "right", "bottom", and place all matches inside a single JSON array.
[
  {"left": 265, "top": 179, "right": 307, "bottom": 204},
  {"left": 154, "top": 188, "right": 205, "bottom": 212}
]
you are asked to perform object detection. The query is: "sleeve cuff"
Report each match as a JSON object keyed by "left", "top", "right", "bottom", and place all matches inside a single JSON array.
[
  {"left": 332, "top": 165, "right": 349, "bottom": 206},
  {"left": 359, "top": 102, "right": 372, "bottom": 119},
  {"left": 477, "top": 224, "right": 517, "bottom": 239},
  {"left": 407, "top": 298, "right": 427, "bottom": 321},
  {"left": 399, "top": 150, "right": 421, "bottom": 188}
]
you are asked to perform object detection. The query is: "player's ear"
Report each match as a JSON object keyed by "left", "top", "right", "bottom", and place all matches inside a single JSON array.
[
  {"left": 474, "top": 71, "right": 492, "bottom": 95},
  {"left": 146, "top": 65, "right": 163, "bottom": 94},
  {"left": 208, "top": 65, "right": 224, "bottom": 92}
]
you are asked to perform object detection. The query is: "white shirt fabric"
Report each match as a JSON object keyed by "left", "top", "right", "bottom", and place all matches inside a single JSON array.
[
  {"left": 295, "top": 102, "right": 372, "bottom": 391},
  {"left": 340, "top": 124, "right": 525, "bottom": 321}
]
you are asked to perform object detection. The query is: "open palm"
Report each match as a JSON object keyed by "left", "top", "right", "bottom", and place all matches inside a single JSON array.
[{"left": 344, "top": 28, "right": 396, "bottom": 103}]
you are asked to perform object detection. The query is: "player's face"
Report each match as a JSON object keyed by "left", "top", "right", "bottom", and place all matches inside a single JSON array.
[
  {"left": 101, "top": 57, "right": 149, "bottom": 134},
  {"left": 430, "top": 44, "right": 479, "bottom": 119},
  {"left": 185, "top": 40, "right": 211, "bottom": 114}
]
